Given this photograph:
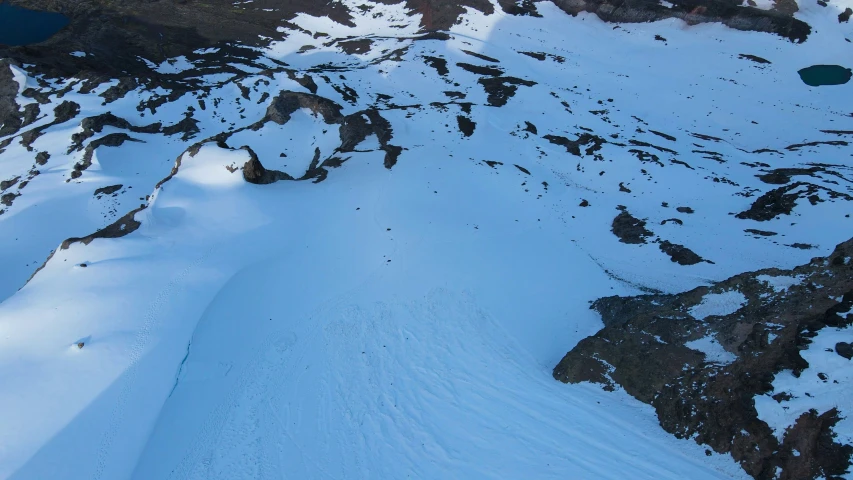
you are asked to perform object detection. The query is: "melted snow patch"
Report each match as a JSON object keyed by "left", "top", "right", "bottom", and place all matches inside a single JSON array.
[
  {"left": 154, "top": 56, "right": 195, "bottom": 74},
  {"left": 754, "top": 325, "right": 853, "bottom": 442},
  {"left": 689, "top": 291, "right": 747, "bottom": 320},
  {"left": 685, "top": 335, "right": 737, "bottom": 364},
  {"left": 757, "top": 274, "right": 803, "bottom": 293},
  {"left": 9, "top": 64, "right": 28, "bottom": 95}
]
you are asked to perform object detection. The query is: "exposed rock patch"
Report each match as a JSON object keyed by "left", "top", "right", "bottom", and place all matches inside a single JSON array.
[
  {"left": 611, "top": 210, "right": 653, "bottom": 244},
  {"left": 548, "top": 0, "right": 811, "bottom": 42},
  {"left": 457, "top": 115, "right": 476, "bottom": 136},
  {"left": 543, "top": 132, "right": 606, "bottom": 157},
  {"left": 477, "top": 76, "right": 536, "bottom": 107},
  {"left": 554, "top": 239, "right": 853, "bottom": 479},
  {"left": 658, "top": 240, "right": 706, "bottom": 265},
  {"left": 736, "top": 182, "right": 853, "bottom": 221},
  {"left": 61, "top": 205, "right": 147, "bottom": 249}
]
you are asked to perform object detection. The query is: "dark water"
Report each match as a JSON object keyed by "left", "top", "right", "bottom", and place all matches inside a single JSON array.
[
  {"left": 798, "top": 65, "right": 852, "bottom": 87},
  {"left": 0, "top": 2, "right": 69, "bottom": 46}
]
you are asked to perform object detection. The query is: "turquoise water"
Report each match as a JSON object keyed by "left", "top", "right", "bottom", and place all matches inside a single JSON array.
[
  {"left": 798, "top": 65, "right": 852, "bottom": 87},
  {"left": 0, "top": 2, "right": 69, "bottom": 46}
]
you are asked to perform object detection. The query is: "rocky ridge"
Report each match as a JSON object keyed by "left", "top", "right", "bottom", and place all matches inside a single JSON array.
[{"left": 555, "top": 238, "right": 853, "bottom": 479}]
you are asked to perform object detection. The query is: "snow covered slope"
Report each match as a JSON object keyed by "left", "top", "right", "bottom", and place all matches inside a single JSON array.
[{"left": 0, "top": 0, "right": 851, "bottom": 478}]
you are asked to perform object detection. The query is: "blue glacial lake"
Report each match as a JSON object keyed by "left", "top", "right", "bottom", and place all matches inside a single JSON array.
[
  {"left": 0, "top": 2, "right": 69, "bottom": 46},
  {"left": 798, "top": 65, "right": 852, "bottom": 87}
]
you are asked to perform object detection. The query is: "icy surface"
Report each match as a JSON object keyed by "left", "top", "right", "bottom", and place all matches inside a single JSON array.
[
  {"left": 689, "top": 291, "right": 748, "bottom": 321},
  {"left": 685, "top": 335, "right": 738, "bottom": 364},
  {"left": 754, "top": 325, "right": 853, "bottom": 443},
  {"left": 757, "top": 274, "right": 804, "bottom": 293}
]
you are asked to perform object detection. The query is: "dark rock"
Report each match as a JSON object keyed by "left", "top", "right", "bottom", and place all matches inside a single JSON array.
[
  {"left": 629, "top": 139, "right": 677, "bottom": 154},
  {"left": 457, "top": 115, "right": 476, "bottom": 137},
  {"left": 35, "top": 151, "right": 50, "bottom": 165},
  {"left": 69, "top": 112, "right": 132, "bottom": 151},
  {"left": 836, "top": 342, "right": 852, "bottom": 360},
  {"left": 676, "top": 206, "right": 694, "bottom": 214},
  {"left": 739, "top": 54, "right": 771, "bottom": 64},
  {"left": 840, "top": 7, "right": 852, "bottom": 22},
  {"left": 456, "top": 62, "right": 504, "bottom": 76},
  {"left": 745, "top": 229, "right": 777, "bottom": 236},
  {"left": 461, "top": 50, "right": 500, "bottom": 63},
  {"left": 554, "top": 238, "right": 853, "bottom": 479},
  {"left": 786, "top": 140, "right": 848, "bottom": 151},
  {"left": 514, "top": 164, "right": 531, "bottom": 175},
  {"left": 519, "top": 51, "right": 547, "bottom": 60},
  {"left": 61, "top": 205, "right": 147, "bottom": 249},
  {"left": 162, "top": 116, "right": 200, "bottom": 141},
  {"left": 628, "top": 149, "right": 662, "bottom": 166},
  {"left": 649, "top": 129, "right": 676, "bottom": 141},
  {"left": 259, "top": 91, "right": 344, "bottom": 126},
  {"left": 776, "top": 409, "right": 853, "bottom": 479},
  {"left": 548, "top": 0, "right": 811, "bottom": 42},
  {"left": 543, "top": 133, "right": 606, "bottom": 156},
  {"left": 1, "top": 176, "right": 20, "bottom": 191},
  {"left": 1, "top": 192, "right": 19, "bottom": 207},
  {"left": 757, "top": 167, "right": 822, "bottom": 185},
  {"left": 241, "top": 145, "right": 294, "bottom": 184},
  {"left": 52, "top": 100, "right": 80, "bottom": 124},
  {"left": 736, "top": 182, "right": 853, "bottom": 221},
  {"left": 611, "top": 210, "right": 653, "bottom": 244},
  {"left": 94, "top": 184, "right": 123, "bottom": 196},
  {"left": 423, "top": 56, "right": 449, "bottom": 76},
  {"left": 499, "top": 0, "right": 542, "bottom": 16},
  {"left": 659, "top": 240, "right": 705, "bottom": 265},
  {"left": 338, "top": 38, "right": 373, "bottom": 54},
  {"left": 477, "top": 76, "right": 536, "bottom": 107},
  {"left": 339, "top": 113, "right": 372, "bottom": 151}
]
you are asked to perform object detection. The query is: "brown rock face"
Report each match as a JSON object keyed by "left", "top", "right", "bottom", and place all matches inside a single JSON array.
[{"left": 554, "top": 238, "right": 853, "bottom": 479}]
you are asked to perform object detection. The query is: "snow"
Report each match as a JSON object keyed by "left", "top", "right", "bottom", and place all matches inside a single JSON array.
[
  {"left": 754, "top": 325, "right": 853, "bottom": 444},
  {"left": 0, "top": 143, "right": 748, "bottom": 480},
  {"left": 689, "top": 291, "right": 748, "bottom": 321},
  {"left": 685, "top": 335, "right": 737, "bottom": 364},
  {"left": 8, "top": 64, "right": 28, "bottom": 95},
  {"left": 757, "top": 274, "right": 803, "bottom": 293},
  {"left": 0, "top": 0, "right": 851, "bottom": 477}
]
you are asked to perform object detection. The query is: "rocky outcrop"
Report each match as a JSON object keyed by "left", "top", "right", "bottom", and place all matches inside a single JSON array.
[
  {"left": 611, "top": 209, "right": 653, "bottom": 244},
  {"left": 736, "top": 182, "right": 853, "bottom": 221},
  {"left": 258, "top": 91, "right": 344, "bottom": 127},
  {"left": 242, "top": 145, "right": 295, "bottom": 184},
  {"left": 549, "top": 0, "right": 811, "bottom": 42},
  {"left": 60, "top": 204, "right": 147, "bottom": 249},
  {"left": 0, "top": 61, "right": 25, "bottom": 137},
  {"left": 254, "top": 91, "right": 403, "bottom": 172},
  {"left": 554, "top": 238, "right": 853, "bottom": 479}
]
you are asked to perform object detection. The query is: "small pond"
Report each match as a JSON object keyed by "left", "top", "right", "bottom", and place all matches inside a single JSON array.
[
  {"left": 0, "top": 2, "right": 69, "bottom": 46},
  {"left": 798, "top": 65, "right": 852, "bottom": 87}
]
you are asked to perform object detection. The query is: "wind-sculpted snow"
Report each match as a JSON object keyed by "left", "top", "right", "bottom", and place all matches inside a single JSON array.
[{"left": 0, "top": 0, "right": 851, "bottom": 478}]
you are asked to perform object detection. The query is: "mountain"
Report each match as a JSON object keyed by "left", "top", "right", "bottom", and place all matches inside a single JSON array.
[{"left": 0, "top": 0, "right": 851, "bottom": 478}]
